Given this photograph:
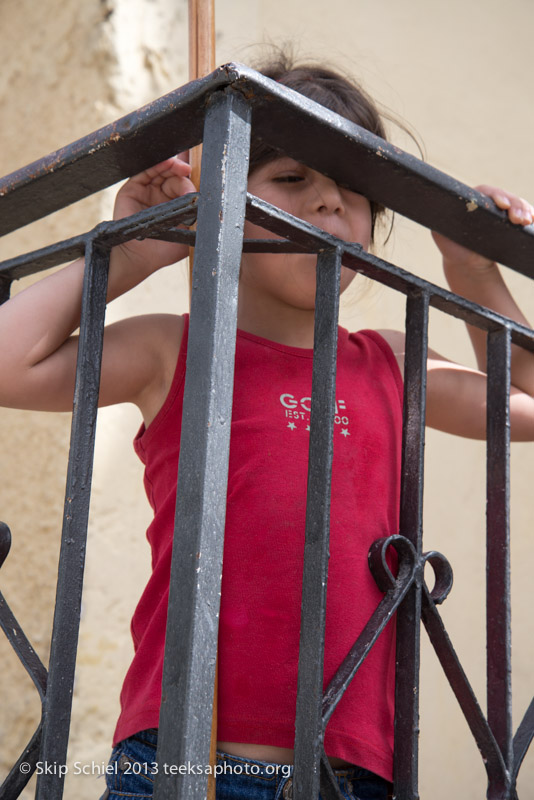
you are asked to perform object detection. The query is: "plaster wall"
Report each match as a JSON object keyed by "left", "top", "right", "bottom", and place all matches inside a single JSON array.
[{"left": 0, "top": 1, "right": 532, "bottom": 798}]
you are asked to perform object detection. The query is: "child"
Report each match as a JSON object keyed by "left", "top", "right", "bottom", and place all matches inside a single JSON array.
[{"left": 1, "top": 55, "right": 534, "bottom": 800}]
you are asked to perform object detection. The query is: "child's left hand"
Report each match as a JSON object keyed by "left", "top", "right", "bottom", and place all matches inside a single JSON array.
[{"left": 432, "top": 186, "right": 534, "bottom": 273}]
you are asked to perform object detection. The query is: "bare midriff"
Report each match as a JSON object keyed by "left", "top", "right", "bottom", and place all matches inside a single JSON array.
[{"left": 217, "top": 742, "right": 353, "bottom": 769}]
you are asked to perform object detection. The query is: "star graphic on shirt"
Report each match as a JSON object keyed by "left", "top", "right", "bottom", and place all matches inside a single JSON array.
[
  {"left": 341, "top": 428, "right": 350, "bottom": 437},
  {"left": 306, "top": 425, "right": 310, "bottom": 432},
  {"left": 287, "top": 422, "right": 297, "bottom": 430}
]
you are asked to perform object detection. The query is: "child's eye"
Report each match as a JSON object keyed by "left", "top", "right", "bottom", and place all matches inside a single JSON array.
[{"left": 272, "top": 174, "right": 305, "bottom": 183}]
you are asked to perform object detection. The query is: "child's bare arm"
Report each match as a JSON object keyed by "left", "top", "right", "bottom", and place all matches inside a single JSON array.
[
  {"left": 432, "top": 186, "right": 534, "bottom": 397},
  {"left": 380, "top": 187, "right": 534, "bottom": 440},
  {"left": 0, "top": 157, "right": 194, "bottom": 415}
]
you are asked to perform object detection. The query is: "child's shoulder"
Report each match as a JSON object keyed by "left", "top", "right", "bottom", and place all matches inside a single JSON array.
[
  {"left": 372, "top": 328, "right": 405, "bottom": 349},
  {"left": 348, "top": 328, "right": 405, "bottom": 379},
  {"left": 140, "top": 312, "right": 185, "bottom": 342}
]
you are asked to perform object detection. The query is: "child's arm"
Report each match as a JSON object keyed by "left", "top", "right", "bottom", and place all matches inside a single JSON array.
[
  {"left": 381, "top": 187, "right": 534, "bottom": 441},
  {"left": 432, "top": 186, "right": 534, "bottom": 396},
  {"left": 0, "top": 157, "right": 195, "bottom": 419}
]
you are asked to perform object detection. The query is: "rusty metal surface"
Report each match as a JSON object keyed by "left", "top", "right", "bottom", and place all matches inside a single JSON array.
[
  {"left": 0, "top": 68, "right": 231, "bottom": 236},
  {"left": 2, "top": 63, "right": 534, "bottom": 280}
]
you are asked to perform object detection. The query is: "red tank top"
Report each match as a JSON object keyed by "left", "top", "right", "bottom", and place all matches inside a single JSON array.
[{"left": 114, "top": 316, "right": 403, "bottom": 781}]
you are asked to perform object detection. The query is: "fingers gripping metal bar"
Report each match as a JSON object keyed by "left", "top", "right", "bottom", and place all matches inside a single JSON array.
[
  {"left": 393, "top": 291, "right": 429, "bottom": 800},
  {"left": 292, "top": 247, "right": 342, "bottom": 800},
  {"left": 486, "top": 328, "right": 513, "bottom": 777},
  {"left": 35, "top": 240, "right": 109, "bottom": 800},
  {"left": 153, "top": 88, "right": 251, "bottom": 800}
]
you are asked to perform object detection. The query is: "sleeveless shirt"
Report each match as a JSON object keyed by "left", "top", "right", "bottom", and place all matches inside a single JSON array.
[{"left": 113, "top": 315, "right": 403, "bottom": 781}]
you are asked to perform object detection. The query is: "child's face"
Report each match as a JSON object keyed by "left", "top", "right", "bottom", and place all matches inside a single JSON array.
[{"left": 241, "top": 157, "right": 372, "bottom": 312}]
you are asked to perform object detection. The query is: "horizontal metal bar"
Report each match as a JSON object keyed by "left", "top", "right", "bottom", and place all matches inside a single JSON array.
[
  {"left": 245, "top": 194, "right": 534, "bottom": 351},
  {"left": 2, "top": 63, "right": 533, "bottom": 279},
  {"left": 155, "top": 229, "right": 313, "bottom": 253},
  {"left": 3, "top": 189, "right": 534, "bottom": 356},
  {"left": 0, "top": 237, "right": 88, "bottom": 282},
  {"left": 0, "top": 69, "right": 232, "bottom": 235},
  {"left": 231, "top": 64, "right": 534, "bottom": 278},
  {"left": 0, "top": 194, "right": 199, "bottom": 281}
]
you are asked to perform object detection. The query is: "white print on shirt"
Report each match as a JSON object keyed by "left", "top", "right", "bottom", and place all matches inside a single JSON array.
[{"left": 279, "top": 393, "right": 350, "bottom": 435}]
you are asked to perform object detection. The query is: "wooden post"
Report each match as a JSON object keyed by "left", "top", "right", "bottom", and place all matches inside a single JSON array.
[
  {"left": 188, "top": 8, "right": 217, "bottom": 799},
  {"left": 189, "top": 0, "right": 216, "bottom": 285}
]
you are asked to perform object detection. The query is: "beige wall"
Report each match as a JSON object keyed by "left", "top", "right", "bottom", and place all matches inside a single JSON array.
[{"left": 0, "top": 0, "right": 532, "bottom": 798}]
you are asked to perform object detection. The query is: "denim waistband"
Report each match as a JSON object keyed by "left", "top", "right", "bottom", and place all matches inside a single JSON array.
[
  {"left": 130, "top": 731, "right": 387, "bottom": 785},
  {"left": 215, "top": 749, "right": 380, "bottom": 781}
]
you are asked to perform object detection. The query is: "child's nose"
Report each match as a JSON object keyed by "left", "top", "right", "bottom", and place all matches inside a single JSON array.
[{"left": 310, "top": 175, "right": 345, "bottom": 216}]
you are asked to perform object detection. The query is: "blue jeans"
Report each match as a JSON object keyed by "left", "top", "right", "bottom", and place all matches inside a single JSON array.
[{"left": 100, "top": 729, "right": 390, "bottom": 800}]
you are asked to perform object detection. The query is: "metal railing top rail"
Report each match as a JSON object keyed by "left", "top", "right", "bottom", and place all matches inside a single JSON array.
[{"left": 1, "top": 63, "right": 534, "bottom": 278}]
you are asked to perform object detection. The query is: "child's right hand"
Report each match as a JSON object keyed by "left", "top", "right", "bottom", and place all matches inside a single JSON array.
[
  {"left": 112, "top": 155, "right": 197, "bottom": 275},
  {"left": 0, "top": 155, "right": 197, "bottom": 414}
]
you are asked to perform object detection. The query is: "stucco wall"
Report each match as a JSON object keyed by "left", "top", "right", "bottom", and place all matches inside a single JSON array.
[{"left": 0, "top": 1, "right": 532, "bottom": 798}]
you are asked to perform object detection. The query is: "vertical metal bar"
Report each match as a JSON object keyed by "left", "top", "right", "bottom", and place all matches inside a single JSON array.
[
  {"left": 486, "top": 327, "right": 512, "bottom": 776},
  {"left": 36, "top": 240, "right": 109, "bottom": 800},
  {"left": 154, "top": 88, "right": 251, "bottom": 800},
  {"left": 293, "top": 248, "right": 342, "bottom": 800},
  {"left": 393, "top": 290, "right": 429, "bottom": 800}
]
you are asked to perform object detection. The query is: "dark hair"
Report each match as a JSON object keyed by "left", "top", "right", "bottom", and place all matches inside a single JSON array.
[{"left": 250, "top": 52, "right": 396, "bottom": 241}]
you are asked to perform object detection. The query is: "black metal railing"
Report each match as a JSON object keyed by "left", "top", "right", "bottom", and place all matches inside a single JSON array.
[{"left": 0, "top": 63, "right": 532, "bottom": 800}]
